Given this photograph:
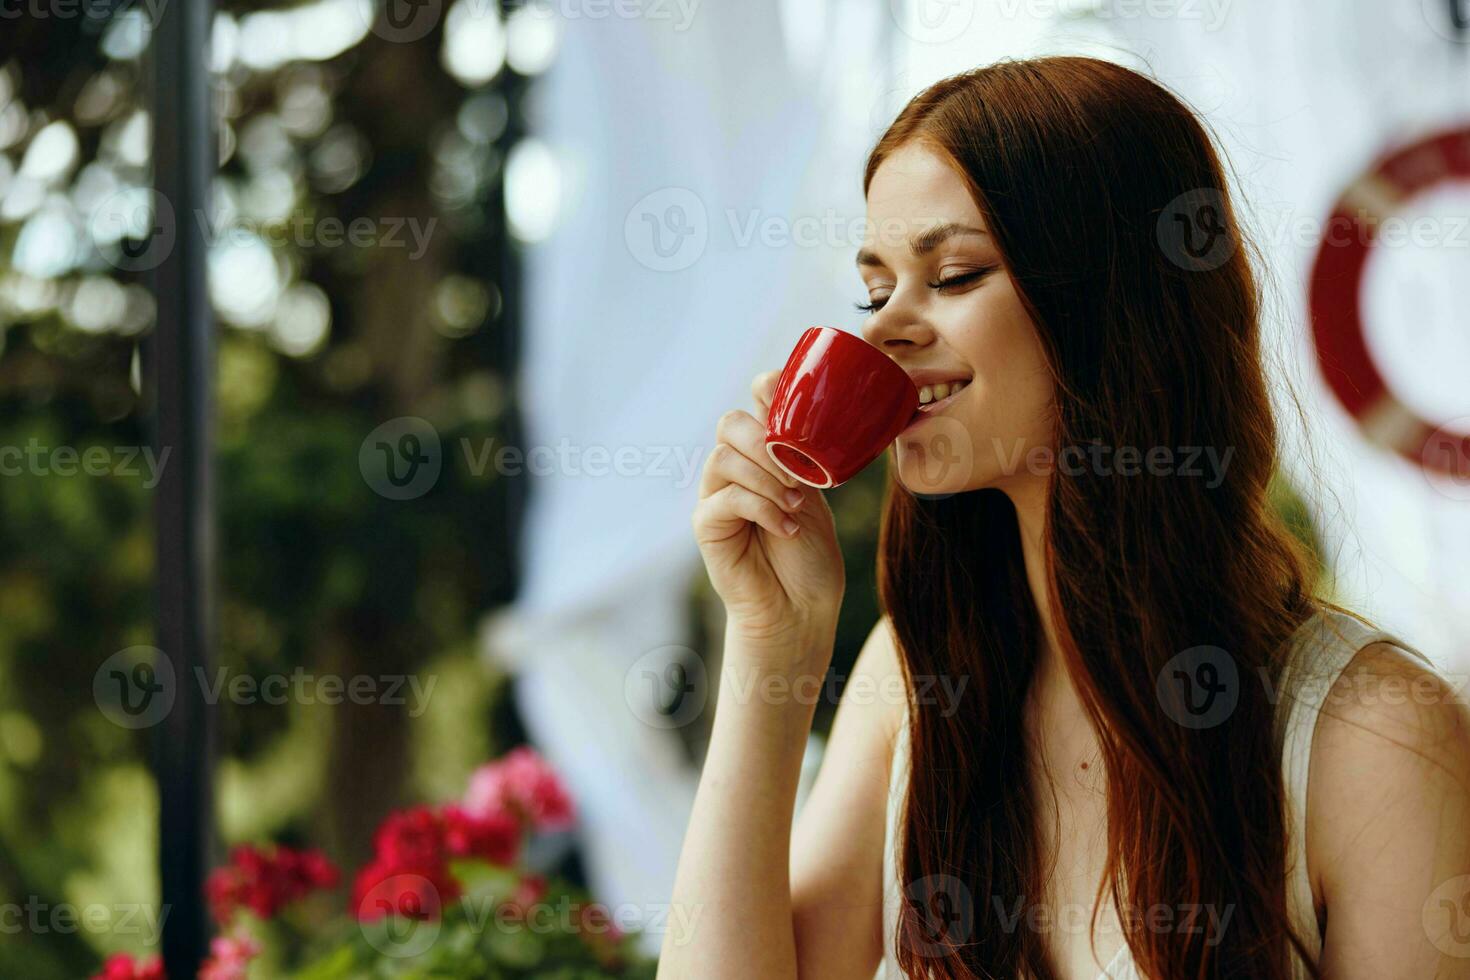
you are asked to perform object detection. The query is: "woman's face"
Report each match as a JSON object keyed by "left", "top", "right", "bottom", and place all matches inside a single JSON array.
[{"left": 859, "top": 141, "right": 1055, "bottom": 499}]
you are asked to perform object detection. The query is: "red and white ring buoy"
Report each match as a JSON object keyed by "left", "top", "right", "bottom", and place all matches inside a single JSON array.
[{"left": 1308, "top": 127, "right": 1470, "bottom": 477}]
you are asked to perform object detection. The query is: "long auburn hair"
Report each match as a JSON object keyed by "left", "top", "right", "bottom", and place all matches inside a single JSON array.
[{"left": 873, "top": 57, "right": 1321, "bottom": 979}]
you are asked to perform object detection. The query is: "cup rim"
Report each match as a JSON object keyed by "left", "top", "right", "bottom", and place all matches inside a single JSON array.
[{"left": 765, "top": 440, "right": 835, "bottom": 490}]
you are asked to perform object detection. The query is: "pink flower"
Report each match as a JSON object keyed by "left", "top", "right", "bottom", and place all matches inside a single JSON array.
[
  {"left": 462, "top": 747, "right": 575, "bottom": 833},
  {"left": 197, "top": 934, "right": 261, "bottom": 980},
  {"left": 91, "top": 953, "right": 165, "bottom": 980}
]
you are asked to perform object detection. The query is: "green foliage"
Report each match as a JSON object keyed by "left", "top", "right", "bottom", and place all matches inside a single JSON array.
[{"left": 291, "top": 864, "right": 655, "bottom": 980}]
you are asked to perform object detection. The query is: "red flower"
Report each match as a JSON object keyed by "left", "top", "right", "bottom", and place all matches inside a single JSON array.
[
  {"left": 91, "top": 953, "right": 165, "bottom": 980},
  {"left": 206, "top": 844, "right": 339, "bottom": 925},
  {"left": 372, "top": 806, "right": 446, "bottom": 869},
  {"left": 461, "top": 747, "right": 575, "bottom": 833},
  {"left": 443, "top": 804, "right": 521, "bottom": 866},
  {"left": 351, "top": 858, "right": 460, "bottom": 921},
  {"left": 347, "top": 751, "right": 573, "bottom": 923}
]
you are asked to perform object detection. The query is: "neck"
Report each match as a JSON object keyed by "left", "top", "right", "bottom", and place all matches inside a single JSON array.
[
  {"left": 1006, "top": 476, "right": 1061, "bottom": 673},
  {"left": 1005, "top": 478, "right": 1102, "bottom": 769}
]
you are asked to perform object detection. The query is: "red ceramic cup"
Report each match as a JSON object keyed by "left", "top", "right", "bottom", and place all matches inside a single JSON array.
[{"left": 764, "top": 326, "right": 919, "bottom": 488}]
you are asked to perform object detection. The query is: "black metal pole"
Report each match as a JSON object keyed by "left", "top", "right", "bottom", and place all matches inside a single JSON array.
[{"left": 150, "top": 0, "right": 216, "bottom": 973}]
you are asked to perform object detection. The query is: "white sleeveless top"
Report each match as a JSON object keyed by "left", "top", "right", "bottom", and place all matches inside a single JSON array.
[{"left": 874, "top": 606, "right": 1436, "bottom": 979}]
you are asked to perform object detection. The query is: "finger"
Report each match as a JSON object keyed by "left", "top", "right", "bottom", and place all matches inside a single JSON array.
[
  {"left": 751, "top": 370, "right": 781, "bottom": 423},
  {"left": 694, "top": 483, "right": 800, "bottom": 543},
  {"left": 698, "top": 441, "right": 806, "bottom": 512},
  {"left": 716, "top": 408, "right": 799, "bottom": 490}
]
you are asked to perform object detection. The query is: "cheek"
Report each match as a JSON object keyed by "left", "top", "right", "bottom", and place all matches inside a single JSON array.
[
  {"left": 892, "top": 292, "right": 1055, "bottom": 495},
  {"left": 952, "top": 294, "right": 1053, "bottom": 436}
]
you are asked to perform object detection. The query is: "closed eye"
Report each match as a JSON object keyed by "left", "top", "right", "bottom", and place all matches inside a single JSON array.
[
  {"left": 854, "top": 266, "right": 995, "bottom": 314},
  {"left": 926, "top": 267, "right": 994, "bottom": 291}
]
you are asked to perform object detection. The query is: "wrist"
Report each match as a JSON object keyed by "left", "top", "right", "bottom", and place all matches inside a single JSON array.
[{"left": 723, "top": 612, "right": 837, "bottom": 675}]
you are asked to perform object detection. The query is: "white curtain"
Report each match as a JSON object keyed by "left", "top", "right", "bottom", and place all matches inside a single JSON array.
[{"left": 481, "top": 0, "right": 896, "bottom": 951}]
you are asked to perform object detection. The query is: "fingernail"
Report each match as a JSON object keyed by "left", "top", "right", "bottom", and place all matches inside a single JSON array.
[
  {"left": 782, "top": 518, "right": 800, "bottom": 536},
  {"left": 784, "top": 489, "right": 804, "bottom": 509}
]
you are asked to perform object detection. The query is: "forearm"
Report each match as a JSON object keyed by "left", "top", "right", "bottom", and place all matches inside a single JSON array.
[{"left": 657, "top": 621, "right": 834, "bottom": 979}]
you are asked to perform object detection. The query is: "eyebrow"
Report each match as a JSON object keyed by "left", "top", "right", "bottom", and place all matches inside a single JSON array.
[{"left": 856, "top": 222, "right": 989, "bottom": 268}]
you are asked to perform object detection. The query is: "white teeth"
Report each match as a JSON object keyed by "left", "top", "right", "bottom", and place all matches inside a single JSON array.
[{"left": 917, "top": 380, "right": 970, "bottom": 408}]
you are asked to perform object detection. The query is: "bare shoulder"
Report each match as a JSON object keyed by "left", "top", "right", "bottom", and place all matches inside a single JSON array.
[
  {"left": 1312, "top": 641, "right": 1470, "bottom": 771},
  {"left": 1306, "top": 640, "right": 1470, "bottom": 973}
]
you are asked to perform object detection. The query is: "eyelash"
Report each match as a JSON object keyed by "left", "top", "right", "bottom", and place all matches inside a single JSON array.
[{"left": 854, "top": 267, "right": 994, "bottom": 314}]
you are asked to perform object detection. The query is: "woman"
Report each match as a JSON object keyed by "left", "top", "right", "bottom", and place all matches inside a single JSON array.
[{"left": 659, "top": 56, "right": 1470, "bottom": 979}]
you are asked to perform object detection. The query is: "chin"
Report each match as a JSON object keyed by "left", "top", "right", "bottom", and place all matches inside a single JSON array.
[
  {"left": 891, "top": 415, "right": 985, "bottom": 498},
  {"left": 892, "top": 447, "right": 986, "bottom": 499}
]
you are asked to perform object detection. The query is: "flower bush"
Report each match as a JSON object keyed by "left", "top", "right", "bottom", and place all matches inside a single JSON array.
[{"left": 93, "top": 748, "right": 656, "bottom": 979}]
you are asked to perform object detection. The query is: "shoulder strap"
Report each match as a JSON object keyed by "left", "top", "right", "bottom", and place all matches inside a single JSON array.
[{"left": 1277, "top": 607, "right": 1437, "bottom": 969}]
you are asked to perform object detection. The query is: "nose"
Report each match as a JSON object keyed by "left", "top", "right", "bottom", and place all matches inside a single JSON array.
[{"left": 860, "top": 300, "right": 937, "bottom": 355}]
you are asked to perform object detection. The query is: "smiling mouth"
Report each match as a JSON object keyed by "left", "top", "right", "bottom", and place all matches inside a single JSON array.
[{"left": 905, "top": 381, "right": 968, "bottom": 427}]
